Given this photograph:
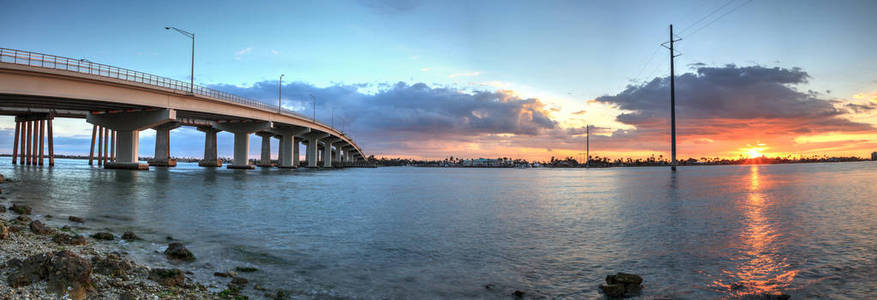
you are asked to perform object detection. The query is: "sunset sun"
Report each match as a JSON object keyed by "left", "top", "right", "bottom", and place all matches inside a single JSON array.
[{"left": 746, "top": 148, "right": 763, "bottom": 159}]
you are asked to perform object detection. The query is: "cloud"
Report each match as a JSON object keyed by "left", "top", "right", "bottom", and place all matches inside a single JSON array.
[
  {"left": 420, "top": 67, "right": 430, "bottom": 72},
  {"left": 271, "top": 49, "right": 279, "bottom": 55},
  {"left": 572, "top": 110, "right": 587, "bottom": 115},
  {"left": 234, "top": 47, "right": 253, "bottom": 60},
  {"left": 448, "top": 71, "right": 479, "bottom": 79},
  {"left": 592, "top": 64, "right": 874, "bottom": 155},
  {"left": 209, "top": 81, "right": 558, "bottom": 156}
]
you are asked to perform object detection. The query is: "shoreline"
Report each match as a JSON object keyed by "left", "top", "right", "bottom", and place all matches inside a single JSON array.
[{"left": 0, "top": 174, "right": 284, "bottom": 299}]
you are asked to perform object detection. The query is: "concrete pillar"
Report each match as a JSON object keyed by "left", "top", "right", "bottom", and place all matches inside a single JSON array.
[
  {"left": 214, "top": 121, "right": 271, "bottom": 169},
  {"left": 149, "top": 122, "right": 181, "bottom": 167},
  {"left": 292, "top": 138, "right": 301, "bottom": 167},
  {"left": 11, "top": 121, "right": 19, "bottom": 164},
  {"left": 87, "top": 109, "right": 176, "bottom": 170},
  {"left": 322, "top": 141, "right": 333, "bottom": 168},
  {"left": 302, "top": 132, "right": 328, "bottom": 168},
  {"left": 197, "top": 126, "right": 222, "bottom": 167},
  {"left": 256, "top": 132, "right": 274, "bottom": 167}
]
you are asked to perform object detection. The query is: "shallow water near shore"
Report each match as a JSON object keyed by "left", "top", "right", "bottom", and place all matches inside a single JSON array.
[{"left": 1, "top": 159, "right": 875, "bottom": 299}]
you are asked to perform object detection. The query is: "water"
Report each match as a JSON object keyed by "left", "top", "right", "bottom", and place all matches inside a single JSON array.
[{"left": 1, "top": 159, "right": 875, "bottom": 299}]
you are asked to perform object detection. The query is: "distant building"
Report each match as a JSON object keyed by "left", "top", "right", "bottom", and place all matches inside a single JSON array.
[
  {"left": 462, "top": 158, "right": 506, "bottom": 167},
  {"left": 872, "top": 151, "right": 877, "bottom": 161}
]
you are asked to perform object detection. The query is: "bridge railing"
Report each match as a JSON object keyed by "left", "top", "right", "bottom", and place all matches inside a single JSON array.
[{"left": 0, "top": 47, "right": 353, "bottom": 142}]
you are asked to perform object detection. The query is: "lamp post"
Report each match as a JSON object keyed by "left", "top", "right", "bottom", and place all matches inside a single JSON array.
[
  {"left": 310, "top": 94, "right": 316, "bottom": 123},
  {"left": 165, "top": 26, "right": 195, "bottom": 93},
  {"left": 278, "top": 74, "right": 284, "bottom": 113}
]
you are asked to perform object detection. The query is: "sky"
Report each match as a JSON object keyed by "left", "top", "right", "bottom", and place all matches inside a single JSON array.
[{"left": 1, "top": 0, "right": 876, "bottom": 161}]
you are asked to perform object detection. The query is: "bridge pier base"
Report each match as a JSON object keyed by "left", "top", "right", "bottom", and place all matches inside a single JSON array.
[
  {"left": 322, "top": 138, "right": 337, "bottom": 168},
  {"left": 87, "top": 109, "right": 176, "bottom": 170},
  {"left": 303, "top": 132, "right": 328, "bottom": 168},
  {"left": 148, "top": 122, "right": 181, "bottom": 167},
  {"left": 197, "top": 126, "right": 222, "bottom": 167},
  {"left": 256, "top": 132, "right": 274, "bottom": 168},
  {"left": 267, "top": 126, "right": 308, "bottom": 169},
  {"left": 214, "top": 121, "right": 271, "bottom": 170}
]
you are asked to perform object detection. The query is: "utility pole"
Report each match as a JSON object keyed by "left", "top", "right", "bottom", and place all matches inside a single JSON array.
[
  {"left": 586, "top": 124, "right": 590, "bottom": 168},
  {"left": 278, "top": 74, "right": 284, "bottom": 113},
  {"left": 310, "top": 94, "right": 316, "bottom": 123},
  {"left": 662, "top": 24, "right": 682, "bottom": 171}
]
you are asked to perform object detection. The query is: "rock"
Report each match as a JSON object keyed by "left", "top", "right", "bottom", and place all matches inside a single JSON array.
[
  {"left": 235, "top": 266, "right": 259, "bottom": 273},
  {"left": 29, "top": 220, "right": 50, "bottom": 235},
  {"left": 0, "top": 224, "right": 8, "bottom": 239},
  {"left": 512, "top": 290, "right": 525, "bottom": 298},
  {"left": 214, "top": 272, "right": 229, "bottom": 277},
  {"left": 0, "top": 206, "right": 5, "bottom": 213},
  {"left": 92, "top": 253, "right": 135, "bottom": 279},
  {"left": 164, "top": 242, "right": 195, "bottom": 261},
  {"left": 231, "top": 276, "right": 249, "bottom": 286},
  {"left": 91, "top": 232, "right": 114, "bottom": 240},
  {"left": 45, "top": 214, "right": 52, "bottom": 218},
  {"left": 600, "top": 283, "right": 626, "bottom": 298},
  {"left": 148, "top": 268, "right": 185, "bottom": 287},
  {"left": 10, "top": 203, "right": 31, "bottom": 214},
  {"left": 15, "top": 215, "right": 31, "bottom": 223},
  {"left": 607, "top": 272, "right": 643, "bottom": 285},
  {"left": 227, "top": 270, "right": 238, "bottom": 277},
  {"left": 6, "top": 250, "right": 92, "bottom": 298},
  {"left": 121, "top": 231, "right": 138, "bottom": 241},
  {"left": 254, "top": 284, "right": 266, "bottom": 291},
  {"left": 68, "top": 216, "right": 85, "bottom": 223},
  {"left": 52, "top": 233, "right": 87, "bottom": 246},
  {"left": 484, "top": 283, "right": 496, "bottom": 290}
]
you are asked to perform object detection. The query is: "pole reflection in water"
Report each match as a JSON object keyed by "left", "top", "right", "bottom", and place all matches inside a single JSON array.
[{"left": 715, "top": 165, "right": 798, "bottom": 296}]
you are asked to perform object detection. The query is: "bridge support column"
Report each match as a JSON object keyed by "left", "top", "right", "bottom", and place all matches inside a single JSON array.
[
  {"left": 256, "top": 132, "right": 274, "bottom": 168},
  {"left": 87, "top": 109, "right": 176, "bottom": 170},
  {"left": 322, "top": 139, "right": 337, "bottom": 168},
  {"left": 267, "top": 126, "right": 308, "bottom": 169},
  {"left": 214, "top": 121, "right": 272, "bottom": 170},
  {"left": 292, "top": 137, "right": 301, "bottom": 167},
  {"left": 197, "top": 126, "right": 222, "bottom": 167},
  {"left": 149, "top": 122, "right": 181, "bottom": 167},
  {"left": 302, "top": 132, "right": 329, "bottom": 168}
]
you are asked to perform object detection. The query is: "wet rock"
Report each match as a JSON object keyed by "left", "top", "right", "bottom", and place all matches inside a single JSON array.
[
  {"left": 148, "top": 268, "right": 185, "bottom": 287},
  {"left": 15, "top": 215, "right": 31, "bottom": 223},
  {"left": 600, "top": 283, "right": 626, "bottom": 298},
  {"left": 213, "top": 272, "right": 230, "bottom": 278},
  {"left": 11, "top": 203, "right": 31, "bottom": 215},
  {"left": 0, "top": 206, "right": 5, "bottom": 213},
  {"left": 484, "top": 283, "right": 496, "bottom": 290},
  {"left": 601, "top": 272, "right": 644, "bottom": 298},
  {"left": 254, "top": 284, "right": 267, "bottom": 291},
  {"left": 92, "top": 253, "right": 135, "bottom": 279},
  {"left": 164, "top": 242, "right": 195, "bottom": 261},
  {"left": 52, "top": 233, "right": 87, "bottom": 246},
  {"left": 91, "top": 232, "right": 114, "bottom": 240},
  {"left": 231, "top": 276, "right": 249, "bottom": 286},
  {"left": 6, "top": 250, "right": 93, "bottom": 297},
  {"left": 0, "top": 224, "right": 8, "bottom": 239},
  {"left": 235, "top": 266, "right": 259, "bottom": 273},
  {"left": 121, "top": 231, "right": 138, "bottom": 241},
  {"left": 512, "top": 290, "right": 525, "bottom": 298},
  {"left": 68, "top": 216, "right": 85, "bottom": 223},
  {"left": 29, "top": 220, "right": 50, "bottom": 235}
]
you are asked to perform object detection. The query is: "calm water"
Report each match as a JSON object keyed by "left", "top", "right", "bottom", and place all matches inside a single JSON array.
[{"left": 1, "top": 159, "right": 875, "bottom": 299}]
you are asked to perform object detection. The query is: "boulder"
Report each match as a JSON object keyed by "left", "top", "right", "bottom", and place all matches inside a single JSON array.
[
  {"left": 121, "top": 231, "right": 138, "bottom": 241},
  {"left": 148, "top": 268, "right": 185, "bottom": 287},
  {"left": 15, "top": 215, "right": 31, "bottom": 223},
  {"left": 235, "top": 266, "right": 259, "bottom": 273},
  {"left": 512, "top": 290, "right": 525, "bottom": 298},
  {"left": 0, "top": 206, "right": 5, "bottom": 213},
  {"left": 213, "top": 272, "right": 230, "bottom": 278},
  {"left": 52, "top": 233, "right": 87, "bottom": 246},
  {"left": 29, "top": 220, "right": 51, "bottom": 235},
  {"left": 10, "top": 203, "right": 31, "bottom": 215},
  {"left": 91, "top": 232, "right": 114, "bottom": 240},
  {"left": 92, "top": 253, "right": 135, "bottom": 279},
  {"left": 231, "top": 276, "right": 249, "bottom": 286},
  {"left": 607, "top": 272, "right": 643, "bottom": 285},
  {"left": 6, "top": 250, "right": 93, "bottom": 298},
  {"left": 0, "top": 224, "right": 8, "bottom": 239},
  {"left": 164, "top": 242, "right": 195, "bottom": 261},
  {"left": 68, "top": 216, "right": 85, "bottom": 223},
  {"left": 600, "top": 283, "right": 626, "bottom": 298}
]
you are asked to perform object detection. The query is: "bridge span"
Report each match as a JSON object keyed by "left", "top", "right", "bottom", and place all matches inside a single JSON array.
[{"left": 0, "top": 48, "right": 365, "bottom": 169}]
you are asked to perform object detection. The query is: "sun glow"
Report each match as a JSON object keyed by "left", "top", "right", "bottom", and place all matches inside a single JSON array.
[{"left": 742, "top": 144, "right": 767, "bottom": 159}]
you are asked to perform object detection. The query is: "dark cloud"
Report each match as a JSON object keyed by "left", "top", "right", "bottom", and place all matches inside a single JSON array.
[
  {"left": 596, "top": 64, "right": 873, "bottom": 139},
  {"left": 209, "top": 81, "right": 558, "bottom": 154},
  {"left": 845, "top": 102, "right": 876, "bottom": 113}
]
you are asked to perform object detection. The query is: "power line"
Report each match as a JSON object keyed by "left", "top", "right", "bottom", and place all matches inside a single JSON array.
[
  {"left": 684, "top": 0, "right": 753, "bottom": 38},
  {"left": 678, "top": 0, "right": 739, "bottom": 36}
]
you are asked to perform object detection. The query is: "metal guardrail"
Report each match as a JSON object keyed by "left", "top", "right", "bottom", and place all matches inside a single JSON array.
[{"left": 0, "top": 47, "right": 352, "bottom": 142}]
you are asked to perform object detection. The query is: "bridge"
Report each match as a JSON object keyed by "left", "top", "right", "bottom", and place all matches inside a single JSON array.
[{"left": 0, "top": 47, "right": 365, "bottom": 170}]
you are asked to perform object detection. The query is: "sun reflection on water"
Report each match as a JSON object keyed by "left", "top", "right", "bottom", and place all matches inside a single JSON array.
[{"left": 712, "top": 165, "right": 798, "bottom": 297}]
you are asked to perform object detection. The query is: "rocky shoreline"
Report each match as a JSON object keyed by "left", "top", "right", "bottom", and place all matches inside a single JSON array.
[{"left": 0, "top": 174, "right": 283, "bottom": 299}]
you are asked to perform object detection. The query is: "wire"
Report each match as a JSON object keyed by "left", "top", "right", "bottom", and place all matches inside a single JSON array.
[
  {"left": 684, "top": 0, "right": 753, "bottom": 39},
  {"left": 632, "top": 45, "right": 663, "bottom": 83},
  {"left": 678, "top": 0, "right": 739, "bottom": 36}
]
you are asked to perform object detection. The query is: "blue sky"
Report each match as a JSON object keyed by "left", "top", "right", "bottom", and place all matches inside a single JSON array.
[{"left": 2, "top": 0, "right": 876, "bottom": 160}]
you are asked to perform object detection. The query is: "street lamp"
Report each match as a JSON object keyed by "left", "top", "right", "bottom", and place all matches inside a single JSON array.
[
  {"left": 165, "top": 26, "right": 195, "bottom": 93},
  {"left": 278, "top": 74, "right": 284, "bottom": 113},
  {"left": 310, "top": 94, "right": 316, "bottom": 123}
]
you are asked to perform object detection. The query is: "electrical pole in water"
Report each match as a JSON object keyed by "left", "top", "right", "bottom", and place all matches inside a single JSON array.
[
  {"left": 586, "top": 124, "right": 590, "bottom": 168},
  {"left": 662, "top": 24, "right": 681, "bottom": 171}
]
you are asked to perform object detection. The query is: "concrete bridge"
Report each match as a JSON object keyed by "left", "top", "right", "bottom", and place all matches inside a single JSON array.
[{"left": 0, "top": 47, "right": 365, "bottom": 169}]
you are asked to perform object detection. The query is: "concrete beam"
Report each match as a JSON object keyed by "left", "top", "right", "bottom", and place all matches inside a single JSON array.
[{"left": 86, "top": 109, "right": 176, "bottom": 131}]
